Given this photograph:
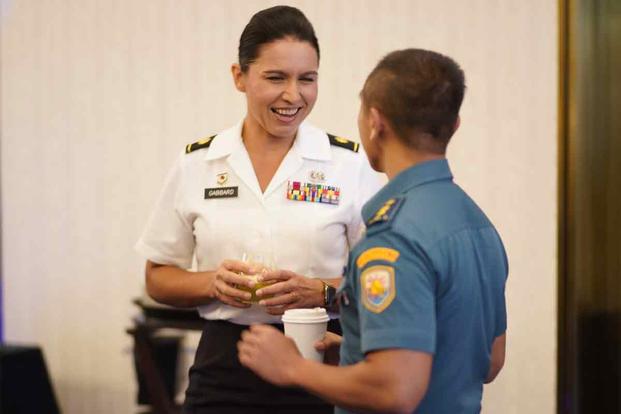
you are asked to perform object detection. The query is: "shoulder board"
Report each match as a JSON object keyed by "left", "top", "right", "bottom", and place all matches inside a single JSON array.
[
  {"left": 327, "top": 133, "right": 359, "bottom": 153},
  {"left": 366, "top": 197, "right": 404, "bottom": 228},
  {"left": 185, "top": 135, "right": 216, "bottom": 154}
]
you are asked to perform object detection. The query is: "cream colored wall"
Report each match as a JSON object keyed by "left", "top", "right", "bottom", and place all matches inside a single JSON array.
[{"left": 1, "top": 1, "right": 557, "bottom": 413}]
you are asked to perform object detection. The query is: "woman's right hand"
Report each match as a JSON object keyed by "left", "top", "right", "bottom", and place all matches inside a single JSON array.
[{"left": 213, "top": 260, "right": 257, "bottom": 308}]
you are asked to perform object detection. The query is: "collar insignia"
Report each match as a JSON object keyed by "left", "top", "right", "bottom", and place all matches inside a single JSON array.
[{"left": 216, "top": 172, "right": 228, "bottom": 185}]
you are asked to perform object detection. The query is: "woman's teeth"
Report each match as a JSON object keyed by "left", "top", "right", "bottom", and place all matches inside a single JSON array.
[{"left": 272, "top": 108, "right": 300, "bottom": 116}]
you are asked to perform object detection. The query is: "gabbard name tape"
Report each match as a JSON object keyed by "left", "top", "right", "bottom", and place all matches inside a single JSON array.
[{"left": 204, "top": 186, "right": 238, "bottom": 199}]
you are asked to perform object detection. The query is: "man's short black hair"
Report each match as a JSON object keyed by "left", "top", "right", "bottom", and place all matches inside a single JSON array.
[{"left": 362, "top": 49, "right": 465, "bottom": 153}]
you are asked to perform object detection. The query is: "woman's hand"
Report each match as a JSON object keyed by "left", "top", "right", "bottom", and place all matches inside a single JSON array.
[
  {"left": 315, "top": 332, "right": 342, "bottom": 365},
  {"left": 213, "top": 260, "right": 257, "bottom": 308},
  {"left": 254, "top": 269, "right": 324, "bottom": 315}
]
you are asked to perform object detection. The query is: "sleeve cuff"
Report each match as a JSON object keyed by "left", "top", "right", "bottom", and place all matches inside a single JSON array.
[
  {"left": 361, "top": 328, "right": 435, "bottom": 355},
  {"left": 135, "top": 239, "right": 192, "bottom": 269}
]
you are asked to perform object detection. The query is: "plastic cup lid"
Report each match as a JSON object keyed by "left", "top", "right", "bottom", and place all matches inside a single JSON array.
[{"left": 281, "top": 308, "right": 330, "bottom": 324}]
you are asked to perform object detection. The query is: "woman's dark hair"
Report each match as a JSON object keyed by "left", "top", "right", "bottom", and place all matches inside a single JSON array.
[
  {"left": 362, "top": 49, "right": 465, "bottom": 153},
  {"left": 238, "top": 6, "right": 320, "bottom": 72}
]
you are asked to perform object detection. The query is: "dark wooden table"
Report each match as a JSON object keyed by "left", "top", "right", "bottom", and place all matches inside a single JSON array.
[{"left": 127, "top": 298, "right": 204, "bottom": 414}]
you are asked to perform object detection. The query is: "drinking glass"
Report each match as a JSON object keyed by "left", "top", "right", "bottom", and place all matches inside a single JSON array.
[{"left": 237, "top": 252, "right": 275, "bottom": 303}]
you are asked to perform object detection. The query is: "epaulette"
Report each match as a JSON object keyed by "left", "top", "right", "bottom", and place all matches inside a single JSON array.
[
  {"left": 366, "top": 197, "right": 404, "bottom": 228},
  {"left": 328, "top": 133, "right": 359, "bottom": 153},
  {"left": 185, "top": 135, "right": 216, "bottom": 154}
]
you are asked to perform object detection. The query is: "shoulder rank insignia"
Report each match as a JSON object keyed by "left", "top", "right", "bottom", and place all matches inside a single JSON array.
[
  {"left": 361, "top": 265, "right": 396, "bottom": 313},
  {"left": 185, "top": 135, "right": 216, "bottom": 154},
  {"left": 328, "top": 133, "right": 359, "bottom": 153},
  {"left": 366, "top": 197, "right": 404, "bottom": 227}
]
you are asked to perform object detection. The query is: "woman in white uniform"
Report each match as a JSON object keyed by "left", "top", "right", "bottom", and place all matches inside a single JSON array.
[{"left": 136, "top": 6, "right": 383, "bottom": 414}]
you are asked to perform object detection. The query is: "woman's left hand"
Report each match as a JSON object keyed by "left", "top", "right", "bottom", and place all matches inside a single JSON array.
[{"left": 255, "top": 269, "right": 324, "bottom": 315}]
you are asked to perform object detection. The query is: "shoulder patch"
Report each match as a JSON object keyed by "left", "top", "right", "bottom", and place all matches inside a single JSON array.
[
  {"left": 366, "top": 197, "right": 404, "bottom": 227},
  {"left": 185, "top": 135, "right": 216, "bottom": 154},
  {"left": 328, "top": 133, "right": 359, "bottom": 153},
  {"left": 361, "top": 265, "right": 396, "bottom": 313}
]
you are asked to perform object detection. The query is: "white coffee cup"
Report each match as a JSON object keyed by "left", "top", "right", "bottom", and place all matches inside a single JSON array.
[{"left": 282, "top": 308, "right": 330, "bottom": 362}]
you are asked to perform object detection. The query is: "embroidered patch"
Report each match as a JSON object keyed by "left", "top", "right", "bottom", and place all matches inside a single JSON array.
[
  {"left": 366, "top": 197, "right": 404, "bottom": 226},
  {"left": 361, "top": 265, "right": 396, "bottom": 313},
  {"left": 356, "top": 247, "right": 400, "bottom": 268}
]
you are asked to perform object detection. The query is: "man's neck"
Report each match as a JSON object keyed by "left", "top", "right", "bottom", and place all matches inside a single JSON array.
[{"left": 382, "top": 138, "right": 445, "bottom": 180}]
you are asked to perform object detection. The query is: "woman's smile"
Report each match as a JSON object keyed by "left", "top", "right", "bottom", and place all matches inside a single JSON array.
[{"left": 234, "top": 37, "right": 319, "bottom": 140}]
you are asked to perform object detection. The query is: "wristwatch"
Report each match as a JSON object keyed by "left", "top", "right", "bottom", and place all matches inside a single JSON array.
[{"left": 322, "top": 281, "right": 337, "bottom": 308}]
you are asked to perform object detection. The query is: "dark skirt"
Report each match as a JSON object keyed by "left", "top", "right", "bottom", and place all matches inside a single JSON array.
[{"left": 182, "top": 319, "right": 341, "bottom": 414}]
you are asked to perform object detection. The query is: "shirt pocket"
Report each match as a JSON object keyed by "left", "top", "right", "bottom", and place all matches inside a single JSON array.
[{"left": 302, "top": 200, "right": 351, "bottom": 279}]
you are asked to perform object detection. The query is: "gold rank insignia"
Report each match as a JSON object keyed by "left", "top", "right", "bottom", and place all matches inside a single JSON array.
[
  {"left": 328, "top": 134, "right": 359, "bottom": 153},
  {"left": 185, "top": 135, "right": 215, "bottom": 154},
  {"left": 361, "top": 265, "right": 396, "bottom": 313},
  {"left": 366, "top": 197, "right": 404, "bottom": 226},
  {"left": 216, "top": 172, "right": 228, "bottom": 185}
]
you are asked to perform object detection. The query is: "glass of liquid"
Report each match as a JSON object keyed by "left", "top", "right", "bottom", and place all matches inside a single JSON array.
[{"left": 238, "top": 252, "right": 275, "bottom": 303}]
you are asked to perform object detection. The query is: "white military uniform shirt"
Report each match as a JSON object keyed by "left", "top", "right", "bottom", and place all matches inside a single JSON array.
[{"left": 136, "top": 121, "right": 385, "bottom": 324}]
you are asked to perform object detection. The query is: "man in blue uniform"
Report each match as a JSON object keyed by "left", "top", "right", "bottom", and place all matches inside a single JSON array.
[{"left": 238, "top": 48, "right": 508, "bottom": 414}]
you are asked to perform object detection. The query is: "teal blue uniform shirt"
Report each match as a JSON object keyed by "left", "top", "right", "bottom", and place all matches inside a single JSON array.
[{"left": 337, "top": 159, "right": 508, "bottom": 414}]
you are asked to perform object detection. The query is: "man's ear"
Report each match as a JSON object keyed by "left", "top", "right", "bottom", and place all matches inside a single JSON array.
[
  {"left": 368, "top": 107, "right": 385, "bottom": 142},
  {"left": 453, "top": 116, "right": 461, "bottom": 134},
  {"left": 231, "top": 64, "right": 246, "bottom": 92}
]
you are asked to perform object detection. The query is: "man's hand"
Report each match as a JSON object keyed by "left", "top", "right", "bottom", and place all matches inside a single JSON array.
[
  {"left": 255, "top": 270, "right": 324, "bottom": 314},
  {"left": 315, "top": 331, "right": 342, "bottom": 365},
  {"left": 237, "top": 325, "right": 304, "bottom": 386}
]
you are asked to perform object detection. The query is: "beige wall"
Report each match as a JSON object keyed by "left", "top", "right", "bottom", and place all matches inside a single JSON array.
[{"left": 1, "top": 1, "right": 557, "bottom": 413}]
